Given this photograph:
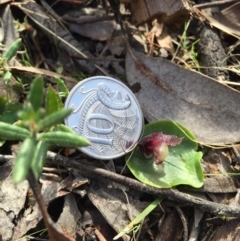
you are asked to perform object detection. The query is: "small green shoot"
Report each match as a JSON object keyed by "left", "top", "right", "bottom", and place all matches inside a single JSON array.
[
  {"left": 172, "top": 21, "right": 200, "bottom": 71},
  {"left": 2, "top": 38, "right": 22, "bottom": 62},
  {"left": 15, "top": 228, "right": 47, "bottom": 241},
  {"left": 0, "top": 38, "right": 23, "bottom": 102},
  {"left": 0, "top": 76, "right": 90, "bottom": 182},
  {"left": 20, "top": 46, "right": 33, "bottom": 67},
  {"left": 3, "top": 71, "right": 12, "bottom": 84},
  {"left": 114, "top": 197, "right": 163, "bottom": 240},
  {"left": 55, "top": 77, "right": 69, "bottom": 98}
]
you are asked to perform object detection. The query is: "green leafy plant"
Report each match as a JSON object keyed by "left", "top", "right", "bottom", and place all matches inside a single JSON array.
[
  {"left": 0, "top": 38, "right": 22, "bottom": 84},
  {"left": 173, "top": 21, "right": 200, "bottom": 71},
  {"left": 0, "top": 38, "right": 24, "bottom": 108},
  {"left": 0, "top": 76, "right": 90, "bottom": 183},
  {"left": 126, "top": 120, "right": 204, "bottom": 188}
]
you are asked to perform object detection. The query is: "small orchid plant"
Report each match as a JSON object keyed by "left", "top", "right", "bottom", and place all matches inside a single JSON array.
[{"left": 139, "top": 132, "right": 183, "bottom": 165}]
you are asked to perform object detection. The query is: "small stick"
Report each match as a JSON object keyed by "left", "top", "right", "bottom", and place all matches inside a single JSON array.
[
  {"left": 45, "top": 151, "right": 240, "bottom": 217},
  {"left": 194, "top": 0, "right": 239, "bottom": 9},
  {"left": 175, "top": 206, "right": 188, "bottom": 241}
]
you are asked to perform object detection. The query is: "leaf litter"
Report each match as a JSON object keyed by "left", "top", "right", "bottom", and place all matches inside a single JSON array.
[
  {"left": 2, "top": 0, "right": 240, "bottom": 240},
  {"left": 126, "top": 48, "right": 240, "bottom": 145}
]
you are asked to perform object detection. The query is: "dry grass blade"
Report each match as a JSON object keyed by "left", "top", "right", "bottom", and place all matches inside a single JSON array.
[{"left": 10, "top": 66, "right": 78, "bottom": 83}]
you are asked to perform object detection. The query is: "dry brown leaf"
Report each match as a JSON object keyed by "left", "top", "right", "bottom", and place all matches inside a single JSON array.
[
  {"left": 56, "top": 194, "right": 80, "bottom": 239},
  {"left": 156, "top": 29, "right": 174, "bottom": 53},
  {"left": 129, "top": 0, "right": 188, "bottom": 24},
  {"left": 125, "top": 48, "right": 240, "bottom": 145},
  {"left": 151, "top": 20, "right": 174, "bottom": 53},
  {"left": 106, "top": 34, "right": 126, "bottom": 56},
  {"left": 212, "top": 217, "right": 240, "bottom": 241},
  {"left": 88, "top": 181, "right": 149, "bottom": 241},
  {"left": 28, "top": 171, "right": 76, "bottom": 241},
  {"left": 12, "top": 204, "right": 42, "bottom": 240},
  {"left": 40, "top": 177, "right": 69, "bottom": 206},
  {"left": 69, "top": 20, "right": 116, "bottom": 41},
  {"left": 0, "top": 211, "right": 14, "bottom": 241},
  {"left": 211, "top": 178, "right": 240, "bottom": 241},
  {"left": 0, "top": 172, "right": 28, "bottom": 216},
  {"left": 155, "top": 209, "right": 183, "bottom": 241},
  {"left": 192, "top": 3, "right": 240, "bottom": 39},
  {"left": 0, "top": 161, "right": 29, "bottom": 241}
]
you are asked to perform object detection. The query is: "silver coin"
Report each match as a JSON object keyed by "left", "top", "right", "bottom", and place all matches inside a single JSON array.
[{"left": 64, "top": 76, "right": 143, "bottom": 159}]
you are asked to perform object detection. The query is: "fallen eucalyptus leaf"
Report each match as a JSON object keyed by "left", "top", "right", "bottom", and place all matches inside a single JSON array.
[
  {"left": 126, "top": 49, "right": 240, "bottom": 144},
  {"left": 128, "top": 0, "right": 188, "bottom": 25},
  {"left": 69, "top": 20, "right": 116, "bottom": 41}
]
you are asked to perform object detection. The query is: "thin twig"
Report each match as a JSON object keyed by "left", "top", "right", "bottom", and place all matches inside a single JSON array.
[
  {"left": 194, "top": 0, "right": 239, "bottom": 9},
  {"left": 45, "top": 151, "right": 240, "bottom": 217},
  {"left": 27, "top": 169, "right": 75, "bottom": 241},
  {"left": 232, "top": 147, "right": 240, "bottom": 164},
  {"left": 175, "top": 206, "right": 188, "bottom": 241},
  {"left": 2, "top": 152, "right": 240, "bottom": 217}
]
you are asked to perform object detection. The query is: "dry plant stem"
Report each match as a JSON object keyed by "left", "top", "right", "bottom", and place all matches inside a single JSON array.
[
  {"left": 46, "top": 151, "right": 240, "bottom": 217},
  {"left": 9, "top": 66, "right": 78, "bottom": 83},
  {"left": 200, "top": 225, "right": 215, "bottom": 241},
  {"left": 175, "top": 206, "right": 188, "bottom": 241},
  {"left": 232, "top": 147, "right": 240, "bottom": 164},
  {"left": 94, "top": 229, "right": 107, "bottom": 241},
  {"left": 195, "top": 0, "right": 239, "bottom": 9},
  {"left": 188, "top": 223, "right": 200, "bottom": 241},
  {"left": 27, "top": 169, "right": 74, "bottom": 241},
  {"left": 30, "top": 34, "right": 49, "bottom": 70}
]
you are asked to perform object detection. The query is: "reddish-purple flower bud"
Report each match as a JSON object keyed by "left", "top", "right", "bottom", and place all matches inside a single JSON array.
[{"left": 139, "top": 132, "right": 183, "bottom": 165}]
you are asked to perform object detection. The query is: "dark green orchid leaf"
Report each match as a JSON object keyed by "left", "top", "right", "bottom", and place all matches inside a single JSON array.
[{"left": 126, "top": 120, "right": 204, "bottom": 188}]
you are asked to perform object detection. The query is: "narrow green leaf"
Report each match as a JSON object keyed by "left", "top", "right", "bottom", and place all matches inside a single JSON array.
[
  {"left": 0, "top": 96, "right": 7, "bottom": 115},
  {"left": 38, "top": 108, "right": 73, "bottom": 131},
  {"left": 31, "top": 141, "right": 49, "bottom": 179},
  {"left": 27, "top": 76, "right": 44, "bottom": 111},
  {"left": 3, "top": 71, "right": 12, "bottom": 84},
  {"left": 114, "top": 198, "right": 162, "bottom": 240},
  {"left": 55, "top": 78, "right": 69, "bottom": 96},
  {"left": 55, "top": 124, "right": 75, "bottom": 134},
  {"left": 3, "top": 38, "right": 22, "bottom": 61},
  {"left": 0, "top": 140, "right": 5, "bottom": 147},
  {"left": 0, "top": 102, "right": 23, "bottom": 124},
  {"left": 0, "top": 121, "right": 31, "bottom": 140},
  {"left": 39, "top": 131, "right": 90, "bottom": 147},
  {"left": 45, "top": 86, "right": 63, "bottom": 116},
  {"left": 13, "top": 137, "right": 36, "bottom": 183}
]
